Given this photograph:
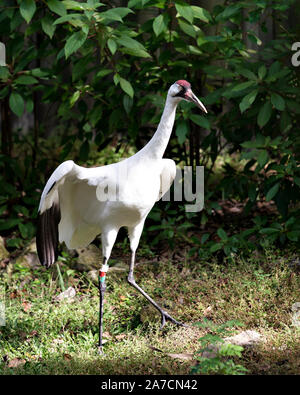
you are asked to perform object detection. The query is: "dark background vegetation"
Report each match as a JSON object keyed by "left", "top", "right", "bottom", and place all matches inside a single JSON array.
[
  {"left": 0, "top": 0, "right": 300, "bottom": 376},
  {"left": 1, "top": 0, "right": 300, "bottom": 258}
]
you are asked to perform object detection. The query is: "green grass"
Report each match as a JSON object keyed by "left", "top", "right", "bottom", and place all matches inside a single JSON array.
[{"left": 0, "top": 246, "right": 299, "bottom": 374}]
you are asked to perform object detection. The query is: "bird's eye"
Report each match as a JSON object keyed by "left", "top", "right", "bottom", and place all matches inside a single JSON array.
[{"left": 173, "top": 86, "right": 185, "bottom": 97}]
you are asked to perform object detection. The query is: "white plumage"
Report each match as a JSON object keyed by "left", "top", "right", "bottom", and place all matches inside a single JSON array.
[{"left": 36, "top": 80, "right": 207, "bottom": 353}]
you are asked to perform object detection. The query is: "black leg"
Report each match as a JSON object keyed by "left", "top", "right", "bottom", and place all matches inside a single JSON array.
[
  {"left": 127, "top": 252, "right": 187, "bottom": 328},
  {"left": 98, "top": 258, "right": 108, "bottom": 355}
]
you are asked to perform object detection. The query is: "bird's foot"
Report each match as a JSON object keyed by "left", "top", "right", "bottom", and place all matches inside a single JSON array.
[{"left": 160, "top": 310, "right": 188, "bottom": 329}]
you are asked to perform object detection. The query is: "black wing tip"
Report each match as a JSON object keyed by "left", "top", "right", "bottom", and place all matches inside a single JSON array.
[{"left": 36, "top": 203, "right": 61, "bottom": 269}]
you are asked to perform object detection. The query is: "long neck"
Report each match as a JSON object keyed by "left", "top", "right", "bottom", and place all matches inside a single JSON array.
[{"left": 139, "top": 95, "right": 178, "bottom": 159}]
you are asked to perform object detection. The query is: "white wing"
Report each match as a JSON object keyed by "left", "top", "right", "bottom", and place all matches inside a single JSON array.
[
  {"left": 36, "top": 160, "right": 106, "bottom": 267},
  {"left": 157, "top": 159, "right": 176, "bottom": 201}
]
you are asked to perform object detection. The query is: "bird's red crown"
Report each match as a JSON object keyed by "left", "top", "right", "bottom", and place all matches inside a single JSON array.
[{"left": 176, "top": 80, "right": 191, "bottom": 89}]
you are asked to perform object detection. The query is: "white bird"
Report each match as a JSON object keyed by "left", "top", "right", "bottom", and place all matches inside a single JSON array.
[{"left": 36, "top": 80, "right": 207, "bottom": 354}]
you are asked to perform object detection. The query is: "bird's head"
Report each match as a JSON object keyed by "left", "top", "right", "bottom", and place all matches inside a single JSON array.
[{"left": 168, "top": 80, "right": 207, "bottom": 113}]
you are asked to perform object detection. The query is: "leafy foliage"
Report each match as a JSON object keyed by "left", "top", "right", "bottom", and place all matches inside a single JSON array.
[
  {"left": 0, "top": 0, "right": 299, "bottom": 256},
  {"left": 191, "top": 319, "right": 248, "bottom": 375}
]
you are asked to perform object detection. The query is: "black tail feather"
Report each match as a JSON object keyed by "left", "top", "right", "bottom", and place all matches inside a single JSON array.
[{"left": 36, "top": 202, "right": 61, "bottom": 268}]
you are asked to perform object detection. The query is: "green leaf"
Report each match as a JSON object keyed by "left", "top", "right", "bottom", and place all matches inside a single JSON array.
[
  {"left": 107, "top": 38, "right": 117, "bottom": 55},
  {"left": 15, "top": 75, "right": 38, "bottom": 85},
  {"left": 41, "top": 15, "right": 56, "bottom": 38},
  {"left": 266, "top": 183, "right": 280, "bottom": 201},
  {"left": 210, "top": 242, "right": 223, "bottom": 253},
  {"left": 178, "top": 19, "right": 196, "bottom": 38},
  {"left": 187, "top": 45, "right": 202, "bottom": 55},
  {"left": 9, "top": 92, "right": 24, "bottom": 117},
  {"left": 123, "top": 95, "right": 133, "bottom": 114},
  {"left": 176, "top": 120, "right": 188, "bottom": 144},
  {"left": 239, "top": 89, "right": 258, "bottom": 113},
  {"left": 271, "top": 93, "right": 285, "bottom": 111},
  {"left": 117, "top": 35, "right": 151, "bottom": 57},
  {"left": 120, "top": 78, "right": 134, "bottom": 98},
  {"left": 257, "top": 150, "right": 269, "bottom": 167},
  {"left": 0, "top": 66, "right": 10, "bottom": 81},
  {"left": 238, "top": 68, "right": 257, "bottom": 80},
  {"left": 287, "top": 231, "right": 300, "bottom": 242},
  {"left": 0, "top": 86, "right": 9, "bottom": 99},
  {"left": 175, "top": 2, "right": 194, "bottom": 24},
  {"left": 121, "top": 47, "right": 151, "bottom": 58},
  {"left": 31, "top": 68, "right": 49, "bottom": 78},
  {"left": 96, "top": 69, "right": 112, "bottom": 78},
  {"left": 53, "top": 13, "right": 83, "bottom": 25},
  {"left": 64, "top": 30, "right": 87, "bottom": 59},
  {"left": 18, "top": 222, "right": 29, "bottom": 238},
  {"left": 99, "top": 9, "right": 122, "bottom": 22},
  {"left": 257, "top": 100, "right": 272, "bottom": 128},
  {"left": 232, "top": 81, "right": 256, "bottom": 92},
  {"left": 201, "top": 233, "right": 210, "bottom": 244},
  {"left": 62, "top": 0, "right": 104, "bottom": 11},
  {"left": 70, "top": 90, "right": 80, "bottom": 107},
  {"left": 116, "top": 36, "right": 145, "bottom": 51},
  {"left": 190, "top": 114, "right": 210, "bottom": 129},
  {"left": 109, "top": 7, "right": 133, "bottom": 19},
  {"left": 6, "top": 237, "right": 23, "bottom": 248},
  {"left": 217, "top": 228, "right": 228, "bottom": 241},
  {"left": 20, "top": 0, "right": 36, "bottom": 23},
  {"left": 258, "top": 65, "right": 267, "bottom": 80},
  {"left": 113, "top": 73, "right": 120, "bottom": 85},
  {"left": 100, "top": 7, "right": 133, "bottom": 22},
  {"left": 191, "top": 6, "right": 211, "bottom": 23},
  {"left": 128, "top": 0, "right": 141, "bottom": 7},
  {"left": 153, "top": 14, "right": 168, "bottom": 37},
  {"left": 216, "top": 4, "right": 242, "bottom": 21},
  {"left": 241, "top": 134, "right": 265, "bottom": 149},
  {"left": 260, "top": 227, "right": 280, "bottom": 234},
  {"left": 47, "top": 0, "right": 67, "bottom": 16},
  {"left": 0, "top": 218, "right": 21, "bottom": 231}
]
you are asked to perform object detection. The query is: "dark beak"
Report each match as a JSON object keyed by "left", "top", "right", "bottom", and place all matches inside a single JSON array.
[{"left": 185, "top": 89, "right": 208, "bottom": 113}]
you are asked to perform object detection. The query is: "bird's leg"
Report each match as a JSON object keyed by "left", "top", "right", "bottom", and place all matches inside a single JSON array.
[
  {"left": 98, "top": 258, "right": 109, "bottom": 355},
  {"left": 127, "top": 252, "right": 186, "bottom": 329}
]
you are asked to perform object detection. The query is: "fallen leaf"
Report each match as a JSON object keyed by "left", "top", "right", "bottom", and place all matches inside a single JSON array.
[
  {"left": 55, "top": 287, "right": 76, "bottom": 301},
  {"left": 203, "top": 306, "right": 213, "bottom": 316},
  {"left": 147, "top": 345, "right": 194, "bottom": 361},
  {"left": 22, "top": 301, "right": 32, "bottom": 312},
  {"left": 115, "top": 334, "right": 126, "bottom": 340},
  {"left": 53, "top": 338, "right": 64, "bottom": 344},
  {"left": 103, "top": 331, "right": 112, "bottom": 339},
  {"left": 9, "top": 291, "right": 19, "bottom": 299},
  {"left": 63, "top": 353, "right": 72, "bottom": 361},
  {"left": 7, "top": 358, "right": 26, "bottom": 368},
  {"left": 178, "top": 297, "right": 184, "bottom": 304},
  {"left": 166, "top": 353, "right": 194, "bottom": 361}
]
